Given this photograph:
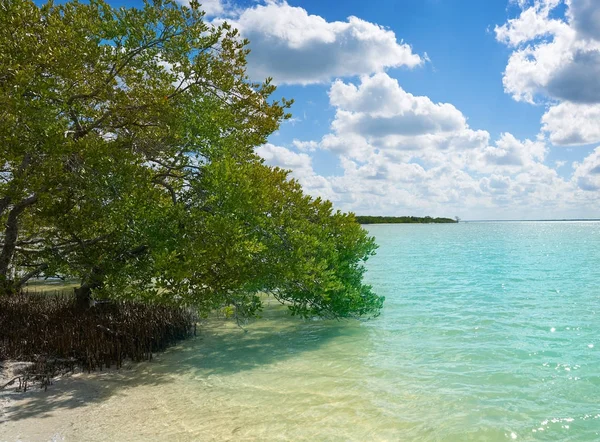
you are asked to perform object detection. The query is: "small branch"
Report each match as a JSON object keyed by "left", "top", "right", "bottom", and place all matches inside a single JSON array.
[
  {"left": 152, "top": 178, "right": 177, "bottom": 204},
  {"left": 16, "top": 263, "right": 49, "bottom": 289},
  {"left": 1, "top": 376, "right": 22, "bottom": 390}
]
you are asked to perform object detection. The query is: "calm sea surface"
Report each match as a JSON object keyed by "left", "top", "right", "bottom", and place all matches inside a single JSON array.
[{"left": 4, "top": 222, "right": 600, "bottom": 441}]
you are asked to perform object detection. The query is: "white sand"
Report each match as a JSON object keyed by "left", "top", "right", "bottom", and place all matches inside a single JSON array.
[{"left": 0, "top": 361, "right": 142, "bottom": 442}]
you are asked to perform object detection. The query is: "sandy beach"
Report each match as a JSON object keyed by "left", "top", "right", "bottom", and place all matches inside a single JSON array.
[{"left": 1, "top": 361, "right": 144, "bottom": 442}]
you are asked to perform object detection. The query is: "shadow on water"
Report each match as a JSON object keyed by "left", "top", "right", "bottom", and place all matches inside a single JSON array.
[
  {"left": 166, "top": 317, "right": 360, "bottom": 377},
  {"left": 2, "top": 304, "right": 365, "bottom": 422}
]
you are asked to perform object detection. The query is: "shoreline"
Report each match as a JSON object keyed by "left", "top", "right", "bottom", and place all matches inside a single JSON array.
[
  {"left": 0, "top": 305, "right": 354, "bottom": 441},
  {"left": 0, "top": 343, "right": 183, "bottom": 442}
]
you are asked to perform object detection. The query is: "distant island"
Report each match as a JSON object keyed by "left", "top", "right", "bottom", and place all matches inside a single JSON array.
[{"left": 355, "top": 216, "right": 458, "bottom": 224}]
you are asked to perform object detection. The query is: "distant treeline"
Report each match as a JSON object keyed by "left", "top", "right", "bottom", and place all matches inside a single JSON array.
[{"left": 355, "top": 216, "right": 458, "bottom": 224}]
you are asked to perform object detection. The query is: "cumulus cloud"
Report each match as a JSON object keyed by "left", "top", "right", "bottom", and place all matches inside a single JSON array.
[
  {"left": 255, "top": 144, "right": 332, "bottom": 196},
  {"left": 496, "top": 4, "right": 578, "bottom": 104},
  {"left": 292, "top": 140, "right": 319, "bottom": 151},
  {"left": 244, "top": 1, "right": 600, "bottom": 218},
  {"left": 541, "top": 102, "right": 600, "bottom": 145},
  {"left": 496, "top": 0, "right": 600, "bottom": 146},
  {"left": 546, "top": 49, "right": 600, "bottom": 103},
  {"left": 228, "top": 1, "right": 422, "bottom": 84},
  {"left": 257, "top": 73, "right": 595, "bottom": 219},
  {"left": 572, "top": 147, "right": 600, "bottom": 191},
  {"left": 569, "top": 0, "right": 600, "bottom": 41},
  {"left": 329, "top": 74, "right": 466, "bottom": 139},
  {"left": 495, "top": 2, "right": 567, "bottom": 47},
  {"left": 255, "top": 143, "right": 313, "bottom": 172},
  {"left": 474, "top": 133, "right": 547, "bottom": 173},
  {"left": 316, "top": 73, "right": 486, "bottom": 168}
]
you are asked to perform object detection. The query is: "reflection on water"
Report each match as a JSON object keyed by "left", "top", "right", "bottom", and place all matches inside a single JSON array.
[{"left": 3, "top": 222, "right": 600, "bottom": 441}]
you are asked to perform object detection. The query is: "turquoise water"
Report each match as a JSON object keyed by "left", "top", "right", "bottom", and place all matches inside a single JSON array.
[
  {"left": 4, "top": 221, "right": 600, "bottom": 441},
  {"left": 362, "top": 221, "right": 600, "bottom": 440}
]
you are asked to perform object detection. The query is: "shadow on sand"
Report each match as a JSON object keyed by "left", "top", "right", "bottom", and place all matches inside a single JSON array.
[{"left": 1, "top": 303, "right": 365, "bottom": 423}]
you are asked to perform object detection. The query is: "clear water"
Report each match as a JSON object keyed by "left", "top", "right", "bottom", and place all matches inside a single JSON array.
[
  {"left": 3, "top": 221, "right": 600, "bottom": 441},
  {"left": 361, "top": 222, "right": 600, "bottom": 441}
]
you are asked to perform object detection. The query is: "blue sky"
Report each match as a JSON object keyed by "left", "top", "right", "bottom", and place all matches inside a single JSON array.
[
  {"left": 276, "top": 0, "right": 538, "bottom": 139},
  {"left": 268, "top": 0, "right": 545, "bottom": 172},
  {"left": 137, "top": 0, "right": 600, "bottom": 219}
]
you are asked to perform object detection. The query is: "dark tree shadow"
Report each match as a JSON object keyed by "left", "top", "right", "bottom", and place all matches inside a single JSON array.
[{"left": 1, "top": 305, "right": 366, "bottom": 422}]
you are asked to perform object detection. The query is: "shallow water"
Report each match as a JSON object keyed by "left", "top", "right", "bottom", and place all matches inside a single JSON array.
[{"left": 3, "top": 221, "right": 600, "bottom": 441}]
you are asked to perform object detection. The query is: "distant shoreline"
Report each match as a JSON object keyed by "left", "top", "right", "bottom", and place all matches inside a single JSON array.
[
  {"left": 355, "top": 216, "right": 457, "bottom": 224},
  {"left": 358, "top": 217, "right": 600, "bottom": 224}
]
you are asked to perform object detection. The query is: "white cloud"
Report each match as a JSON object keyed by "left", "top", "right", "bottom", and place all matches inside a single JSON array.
[
  {"left": 329, "top": 74, "right": 466, "bottom": 139},
  {"left": 315, "top": 73, "right": 487, "bottom": 168},
  {"left": 569, "top": 0, "right": 600, "bottom": 41},
  {"left": 495, "top": 3, "right": 568, "bottom": 47},
  {"left": 255, "top": 144, "right": 333, "bottom": 197},
  {"left": 541, "top": 102, "right": 600, "bottom": 145},
  {"left": 245, "top": 1, "right": 600, "bottom": 218},
  {"left": 228, "top": 1, "right": 422, "bottom": 85},
  {"left": 496, "top": 0, "right": 600, "bottom": 146},
  {"left": 474, "top": 133, "right": 547, "bottom": 173},
  {"left": 572, "top": 147, "right": 600, "bottom": 191},
  {"left": 257, "top": 73, "right": 597, "bottom": 219},
  {"left": 292, "top": 139, "right": 319, "bottom": 151},
  {"left": 497, "top": 8, "right": 578, "bottom": 103},
  {"left": 256, "top": 143, "right": 312, "bottom": 172}
]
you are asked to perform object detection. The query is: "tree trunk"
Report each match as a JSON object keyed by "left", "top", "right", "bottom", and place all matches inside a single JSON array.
[
  {"left": 74, "top": 266, "right": 104, "bottom": 308},
  {"left": 15, "top": 263, "right": 49, "bottom": 291},
  {"left": 0, "top": 210, "right": 20, "bottom": 290},
  {"left": 0, "top": 196, "right": 11, "bottom": 219},
  {"left": 0, "top": 194, "right": 38, "bottom": 294},
  {"left": 74, "top": 285, "right": 94, "bottom": 308}
]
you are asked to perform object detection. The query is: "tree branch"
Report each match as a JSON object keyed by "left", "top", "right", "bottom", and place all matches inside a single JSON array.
[{"left": 15, "top": 263, "right": 49, "bottom": 289}]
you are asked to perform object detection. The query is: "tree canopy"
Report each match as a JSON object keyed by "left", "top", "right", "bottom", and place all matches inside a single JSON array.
[{"left": 0, "top": 0, "right": 383, "bottom": 319}]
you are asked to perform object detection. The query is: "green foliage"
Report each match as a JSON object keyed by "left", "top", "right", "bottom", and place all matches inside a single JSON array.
[
  {"left": 0, "top": 0, "right": 383, "bottom": 319},
  {"left": 355, "top": 216, "right": 457, "bottom": 224},
  {"left": 166, "top": 159, "right": 382, "bottom": 319}
]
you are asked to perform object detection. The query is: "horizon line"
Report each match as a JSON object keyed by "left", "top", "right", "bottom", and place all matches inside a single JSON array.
[{"left": 462, "top": 218, "right": 600, "bottom": 222}]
